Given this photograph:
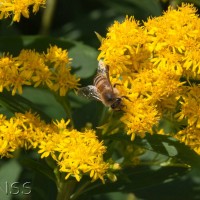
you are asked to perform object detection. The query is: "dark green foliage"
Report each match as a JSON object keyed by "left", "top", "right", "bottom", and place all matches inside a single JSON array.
[{"left": 0, "top": 0, "right": 200, "bottom": 200}]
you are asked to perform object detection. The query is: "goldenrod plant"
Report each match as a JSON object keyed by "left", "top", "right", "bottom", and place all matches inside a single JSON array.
[{"left": 0, "top": 1, "right": 200, "bottom": 200}]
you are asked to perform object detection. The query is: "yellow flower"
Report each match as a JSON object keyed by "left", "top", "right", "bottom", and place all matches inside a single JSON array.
[
  {"left": 53, "top": 118, "right": 70, "bottom": 131},
  {"left": 0, "top": 46, "right": 79, "bottom": 96},
  {"left": 45, "top": 45, "right": 72, "bottom": 69},
  {"left": 144, "top": 4, "right": 200, "bottom": 79},
  {"left": 0, "top": 112, "right": 109, "bottom": 182},
  {"left": 17, "top": 49, "right": 53, "bottom": 89},
  {"left": 98, "top": 4, "right": 200, "bottom": 145},
  {"left": 0, "top": 0, "right": 46, "bottom": 22},
  {"left": 121, "top": 95, "right": 160, "bottom": 140},
  {"left": 45, "top": 46, "right": 80, "bottom": 96},
  {"left": 175, "top": 86, "right": 200, "bottom": 129},
  {"left": 0, "top": 55, "right": 15, "bottom": 92},
  {"left": 0, "top": 112, "right": 38, "bottom": 157},
  {"left": 55, "top": 128, "right": 108, "bottom": 183},
  {"left": 175, "top": 126, "right": 200, "bottom": 155},
  {"left": 51, "top": 64, "right": 80, "bottom": 96},
  {"left": 98, "top": 16, "right": 149, "bottom": 75},
  {"left": 38, "top": 139, "right": 56, "bottom": 158},
  {"left": 0, "top": 140, "right": 12, "bottom": 158}
]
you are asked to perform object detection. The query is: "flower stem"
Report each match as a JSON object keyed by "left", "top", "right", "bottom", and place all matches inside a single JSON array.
[
  {"left": 54, "top": 93, "right": 74, "bottom": 128},
  {"left": 56, "top": 180, "right": 76, "bottom": 200},
  {"left": 40, "top": 0, "right": 57, "bottom": 34},
  {"left": 71, "top": 181, "right": 91, "bottom": 200}
]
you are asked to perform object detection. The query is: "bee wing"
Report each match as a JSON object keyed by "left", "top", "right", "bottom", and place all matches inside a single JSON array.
[
  {"left": 98, "top": 59, "right": 108, "bottom": 76},
  {"left": 78, "top": 85, "right": 102, "bottom": 101}
]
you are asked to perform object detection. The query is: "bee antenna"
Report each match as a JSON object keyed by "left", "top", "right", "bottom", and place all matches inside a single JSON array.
[{"left": 121, "top": 95, "right": 132, "bottom": 102}]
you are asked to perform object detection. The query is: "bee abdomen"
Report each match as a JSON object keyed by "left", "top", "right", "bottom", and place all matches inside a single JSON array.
[{"left": 94, "top": 75, "right": 110, "bottom": 92}]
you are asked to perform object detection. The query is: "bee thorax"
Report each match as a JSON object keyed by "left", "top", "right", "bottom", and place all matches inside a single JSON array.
[{"left": 103, "top": 92, "right": 116, "bottom": 102}]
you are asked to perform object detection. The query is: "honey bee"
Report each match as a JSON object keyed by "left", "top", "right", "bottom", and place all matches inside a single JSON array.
[{"left": 78, "top": 60, "right": 123, "bottom": 110}]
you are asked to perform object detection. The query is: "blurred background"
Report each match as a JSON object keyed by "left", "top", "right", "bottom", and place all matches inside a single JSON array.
[
  {"left": 0, "top": 0, "right": 200, "bottom": 200},
  {"left": 1, "top": 0, "right": 200, "bottom": 48}
]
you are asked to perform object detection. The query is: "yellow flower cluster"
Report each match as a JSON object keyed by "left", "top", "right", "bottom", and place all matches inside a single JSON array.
[
  {"left": 0, "top": 45, "right": 79, "bottom": 96},
  {"left": 0, "top": 0, "right": 46, "bottom": 22},
  {"left": 0, "top": 112, "right": 108, "bottom": 182},
  {"left": 175, "top": 86, "right": 200, "bottom": 154},
  {"left": 98, "top": 4, "right": 200, "bottom": 153}
]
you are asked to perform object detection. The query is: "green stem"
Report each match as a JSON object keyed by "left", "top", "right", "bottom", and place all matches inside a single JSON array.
[
  {"left": 169, "top": 0, "right": 178, "bottom": 9},
  {"left": 56, "top": 180, "right": 76, "bottom": 200},
  {"left": 98, "top": 106, "right": 109, "bottom": 127},
  {"left": 40, "top": 0, "right": 57, "bottom": 34},
  {"left": 71, "top": 181, "right": 91, "bottom": 200},
  {"left": 54, "top": 93, "right": 74, "bottom": 128},
  {"left": 61, "top": 97, "right": 74, "bottom": 127}
]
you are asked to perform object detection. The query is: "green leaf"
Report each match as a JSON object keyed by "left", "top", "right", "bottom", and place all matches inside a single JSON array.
[
  {"left": 17, "top": 148, "right": 58, "bottom": 199},
  {"left": 181, "top": 0, "right": 200, "bottom": 7},
  {"left": 68, "top": 42, "right": 98, "bottom": 78},
  {"left": 18, "top": 156, "right": 57, "bottom": 200},
  {"left": 103, "top": 0, "right": 162, "bottom": 20},
  {"left": 0, "top": 90, "right": 52, "bottom": 122},
  {"left": 76, "top": 134, "right": 196, "bottom": 199},
  {"left": 0, "top": 36, "right": 74, "bottom": 55},
  {"left": 138, "top": 134, "right": 200, "bottom": 168},
  {"left": 19, "top": 157, "right": 56, "bottom": 183},
  {"left": 0, "top": 36, "right": 98, "bottom": 79},
  {"left": 80, "top": 165, "right": 188, "bottom": 197},
  {"left": 125, "top": 0, "right": 163, "bottom": 16},
  {"left": 94, "top": 31, "right": 104, "bottom": 43},
  {"left": 0, "top": 159, "right": 22, "bottom": 200},
  {"left": 22, "top": 87, "right": 66, "bottom": 121},
  {"left": 72, "top": 100, "right": 104, "bottom": 129}
]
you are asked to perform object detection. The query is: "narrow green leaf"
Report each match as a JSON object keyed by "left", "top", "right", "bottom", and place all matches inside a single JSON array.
[
  {"left": 0, "top": 36, "right": 74, "bottom": 55},
  {"left": 19, "top": 157, "right": 56, "bottom": 183},
  {"left": 80, "top": 165, "right": 188, "bottom": 196},
  {"left": 142, "top": 134, "right": 200, "bottom": 168},
  {"left": 0, "top": 90, "right": 51, "bottom": 122},
  {"left": 94, "top": 31, "right": 104, "bottom": 43}
]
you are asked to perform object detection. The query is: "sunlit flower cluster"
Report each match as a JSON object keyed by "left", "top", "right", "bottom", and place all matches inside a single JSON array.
[
  {"left": 0, "top": 112, "right": 47, "bottom": 157},
  {"left": 175, "top": 86, "right": 200, "bottom": 154},
  {"left": 0, "top": 112, "right": 109, "bottom": 182},
  {"left": 98, "top": 4, "right": 200, "bottom": 153},
  {"left": 0, "top": 45, "right": 79, "bottom": 96},
  {"left": 0, "top": 0, "right": 46, "bottom": 22}
]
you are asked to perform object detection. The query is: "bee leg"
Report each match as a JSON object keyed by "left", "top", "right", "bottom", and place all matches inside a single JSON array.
[
  {"left": 113, "top": 83, "right": 121, "bottom": 88},
  {"left": 121, "top": 95, "right": 132, "bottom": 102}
]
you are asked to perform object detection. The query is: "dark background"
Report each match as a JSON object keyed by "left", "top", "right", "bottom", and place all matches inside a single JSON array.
[{"left": 0, "top": 0, "right": 200, "bottom": 200}]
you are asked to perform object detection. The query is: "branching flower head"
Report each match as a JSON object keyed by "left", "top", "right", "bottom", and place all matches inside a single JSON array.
[
  {"left": 176, "top": 86, "right": 200, "bottom": 128},
  {"left": 0, "top": 46, "right": 79, "bottom": 96},
  {"left": 175, "top": 126, "right": 200, "bottom": 155},
  {"left": 0, "top": 0, "right": 46, "bottom": 22},
  {"left": 0, "top": 112, "right": 109, "bottom": 183},
  {"left": 98, "top": 4, "right": 200, "bottom": 147}
]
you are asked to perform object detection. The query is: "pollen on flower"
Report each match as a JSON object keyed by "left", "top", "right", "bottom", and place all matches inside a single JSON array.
[
  {"left": 175, "top": 86, "right": 200, "bottom": 129},
  {"left": 53, "top": 119, "right": 70, "bottom": 131},
  {"left": 55, "top": 129, "right": 109, "bottom": 183},
  {"left": 175, "top": 126, "right": 200, "bottom": 155},
  {"left": 0, "top": 46, "right": 79, "bottom": 96},
  {"left": 121, "top": 97, "right": 160, "bottom": 140},
  {"left": 0, "top": 112, "right": 45, "bottom": 157},
  {"left": 45, "top": 45, "right": 72, "bottom": 68},
  {"left": 0, "top": 112, "right": 109, "bottom": 182},
  {"left": 98, "top": 3, "right": 200, "bottom": 152},
  {"left": 0, "top": 0, "right": 46, "bottom": 22}
]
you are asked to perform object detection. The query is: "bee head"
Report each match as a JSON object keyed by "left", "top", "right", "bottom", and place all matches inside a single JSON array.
[{"left": 111, "top": 97, "right": 123, "bottom": 110}]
